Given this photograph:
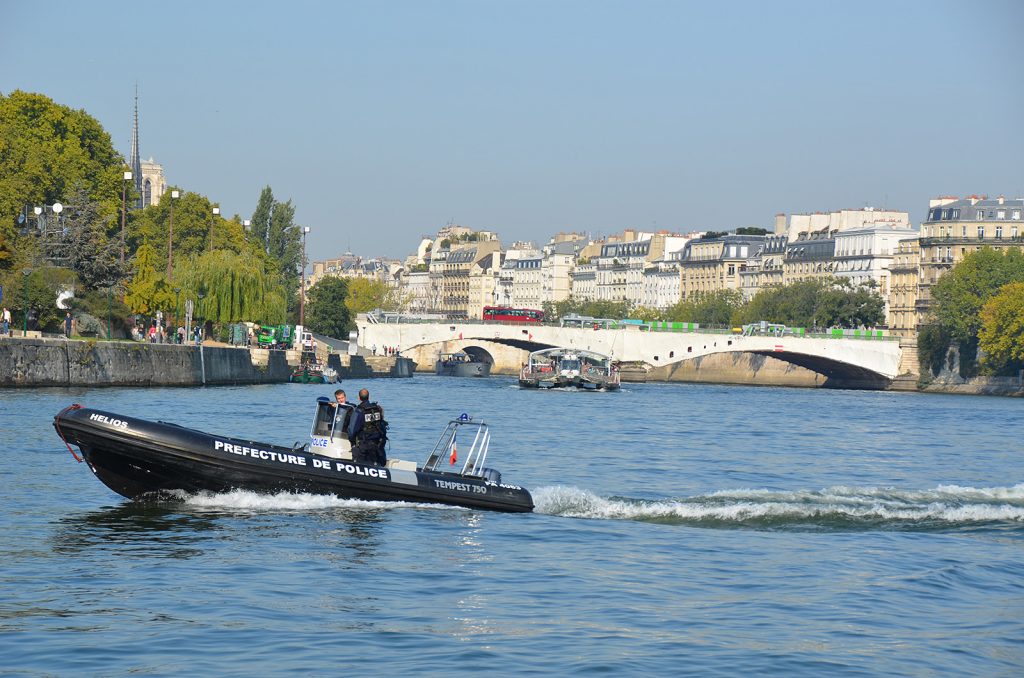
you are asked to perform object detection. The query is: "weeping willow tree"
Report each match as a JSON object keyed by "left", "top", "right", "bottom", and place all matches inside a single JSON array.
[{"left": 176, "top": 250, "right": 288, "bottom": 324}]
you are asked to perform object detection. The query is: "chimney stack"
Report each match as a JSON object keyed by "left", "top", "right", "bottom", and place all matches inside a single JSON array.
[{"left": 774, "top": 213, "right": 787, "bottom": 235}]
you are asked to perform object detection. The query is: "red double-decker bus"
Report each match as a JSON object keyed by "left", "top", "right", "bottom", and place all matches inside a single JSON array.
[{"left": 482, "top": 306, "right": 544, "bottom": 323}]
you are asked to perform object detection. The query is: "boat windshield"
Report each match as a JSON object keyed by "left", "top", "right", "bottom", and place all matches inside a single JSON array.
[
  {"left": 560, "top": 359, "right": 581, "bottom": 371},
  {"left": 311, "top": 398, "right": 344, "bottom": 440}
]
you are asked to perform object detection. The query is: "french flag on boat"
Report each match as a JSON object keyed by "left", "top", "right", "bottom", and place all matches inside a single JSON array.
[{"left": 449, "top": 436, "right": 457, "bottom": 465}]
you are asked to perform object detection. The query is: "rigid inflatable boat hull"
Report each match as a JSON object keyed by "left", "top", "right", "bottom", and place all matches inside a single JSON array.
[{"left": 55, "top": 407, "right": 533, "bottom": 513}]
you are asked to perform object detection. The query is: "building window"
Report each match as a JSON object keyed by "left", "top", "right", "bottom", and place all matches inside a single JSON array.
[
  {"left": 1013, "top": 226, "right": 1020, "bottom": 239},
  {"left": 1013, "top": 210, "right": 1021, "bottom": 220},
  {"left": 977, "top": 211, "right": 985, "bottom": 220},
  {"left": 952, "top": 209, "right": 960, "bottom": 219},
  {"left": 996, "top": 226, "right": 1003, "bottom": 240},
  {"left": 997, "top": 210, "right": 1006, "bottom": 219},
  {"left": 962, "top": 225, "right": 968, "bottom": 237},
  {"left": 978, "top": 226, "right": 985, "bottom": 240}
]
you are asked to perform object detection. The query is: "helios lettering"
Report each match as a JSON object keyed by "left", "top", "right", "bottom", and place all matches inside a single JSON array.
[{"left": 89, "top": 413, "right": 129, "bottom": 429}]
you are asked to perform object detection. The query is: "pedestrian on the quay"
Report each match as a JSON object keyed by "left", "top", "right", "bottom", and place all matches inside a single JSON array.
[
  {"left": 64, "top": 311, "right": 73, "bottom": 338},
  {"left": 1, "top": 307, "right": 11, "bottom": 336},
  {"left": 194, "top": 326, "right": 202, "bottom": 345}
]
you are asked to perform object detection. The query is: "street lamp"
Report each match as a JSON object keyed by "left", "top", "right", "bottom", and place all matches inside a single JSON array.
[
  {"left": 300, "top": 226, "right": 310, "bottom": 327},
  {"left": 208, "top": 206, "right": 220, "bottom": 251},
  {"left": 166, "top": 189, "right": 180, "bottom": 280},
  {"left": 121, "top": 170, "right": 132, "bottom": 263},
  {"left": 174, "top": 287, "right": 181, "bottom": 340},
  {"left": 22, "top": 269, "right": 30, "bottom": 336},
  {"left": 197, "top": 285, "right": 207, "bottom": 344}
]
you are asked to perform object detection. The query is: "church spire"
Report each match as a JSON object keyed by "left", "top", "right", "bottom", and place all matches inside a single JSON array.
[{"left": 130, "top": 85, "right": 143, "bottom": 208}]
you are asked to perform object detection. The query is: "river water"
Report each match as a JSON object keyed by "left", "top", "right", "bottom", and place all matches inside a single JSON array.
[{"left": 2, "top": 378, "right": 1023, "bottom": 675}]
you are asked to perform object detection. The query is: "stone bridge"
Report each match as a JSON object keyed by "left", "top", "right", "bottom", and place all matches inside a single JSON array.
[{"left": 357, "top": 320, "right": 905, "bottom": 389}]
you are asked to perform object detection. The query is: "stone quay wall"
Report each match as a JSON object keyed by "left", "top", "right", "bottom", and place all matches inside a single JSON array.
[
  {"left": 0, "top": 338, "right": 415, "bottom": 388},
  {"left": 0, "top": 337, "right": 291, "bottom": 387}
]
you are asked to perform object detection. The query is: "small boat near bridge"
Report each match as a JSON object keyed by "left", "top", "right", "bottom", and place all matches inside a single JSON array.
[
  {"left": 435, "top": 351, "right": 492, "bottom": 377},
  {"left": 518, "top": 347, "right": 620, "bottom": 391}
]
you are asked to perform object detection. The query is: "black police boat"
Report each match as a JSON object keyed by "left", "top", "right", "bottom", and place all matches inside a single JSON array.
[{"left": 53, "top": 400, "right": 533, "bottom": 513}]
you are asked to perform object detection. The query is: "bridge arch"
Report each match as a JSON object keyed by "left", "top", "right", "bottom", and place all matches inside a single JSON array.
[
  {"left": 460, "top": 345, "right": 495, "bottom": 365},
  {"left": 745, "top": 349, "right": 891, "bottom": 389}
]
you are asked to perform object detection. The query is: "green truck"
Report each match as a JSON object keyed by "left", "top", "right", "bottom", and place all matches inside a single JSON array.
[{"left": 256, "top": 324, "right": 293, "bottom": 350}]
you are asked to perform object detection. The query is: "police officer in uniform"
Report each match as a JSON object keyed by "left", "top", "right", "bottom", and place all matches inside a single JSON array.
[
  {"left": 350, "top": 388, "right": 387, "bottom": 466},
  {"left": 333, "top": 389, "right": 356, "bottom": 438}
]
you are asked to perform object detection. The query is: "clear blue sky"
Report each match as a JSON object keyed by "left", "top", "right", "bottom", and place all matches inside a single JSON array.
[{"left": 3, "top": 0, "right": 1022, "bottom": 259}]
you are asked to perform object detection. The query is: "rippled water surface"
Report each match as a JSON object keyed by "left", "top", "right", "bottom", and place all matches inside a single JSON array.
[{"left": 2, "top": 379, "right": 1023, "bottom": 675}]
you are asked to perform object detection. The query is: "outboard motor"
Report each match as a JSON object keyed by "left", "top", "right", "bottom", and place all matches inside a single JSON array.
[{"left": 480, "top": 467, "right": 502, "bottom": 484}]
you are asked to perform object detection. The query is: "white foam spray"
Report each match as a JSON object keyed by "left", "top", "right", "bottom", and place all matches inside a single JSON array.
[{"left": 532, "top": 483, "right": 1024, "bottom": 529}]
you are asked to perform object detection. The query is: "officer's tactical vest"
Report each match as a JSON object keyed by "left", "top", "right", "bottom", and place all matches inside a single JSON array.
[{"left": 359, "top": 402, "right": 385, "bottom": 442}]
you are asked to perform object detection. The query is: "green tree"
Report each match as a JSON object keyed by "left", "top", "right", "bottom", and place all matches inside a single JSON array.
[
  {"left": 667, "top": 289, "right": 744, "bottom": 326},
  {"left": 932, "top": 248, "right": 1024, "bottom": 342},
  {"left": 630, "top": 305, "right": 665, "bottom": 321},
  {"left": 61, "top": 188, "right": 127, "bottom": 289},
  {"left": 175, "top": 251, "right": 287, "bottom": 324},
  {"left": 579, "top": 299, "right": 632, "bottom": 319},
  {"left": 542, "top": 298, "right": 632, "bottom": 322},
  {"left": 249, "top": 186, "right": 274, "bottom": 251},
  {"left": 344, "top": 277, "right": 400, "bottom": 318},
  {"left": 741, "top": 278, "right": 883, "bottom": 329},
  {"left": 0, "top": 91, "right": 125, "bottom": 267},
  {"left": 917, "top": 324, "right": 954, "bottom": 377},
  {"left": 124, "top": 243, "right": 174, "bottom": 315},
  {"left": 268, "top": 199, "right": 302, "bottom": 283},
  {"left": 978, "top": 282, "right": 1024, "bottom": 373},
  {"left": 543, "top": 297, "right": 582, "bottom": 321},
  {"left": 306, "top": 276, "right": 351, "bottom": 338},
  {"left": 244, "top": 187, "right": 303, "bottom": 312},
  {"left": 130, "top": 191, "right": 250, "bottom": 264}
]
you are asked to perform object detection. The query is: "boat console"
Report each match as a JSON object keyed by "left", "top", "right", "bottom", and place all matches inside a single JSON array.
[{"left": 310, "top": 397, "right": 354, "bottom": 459}]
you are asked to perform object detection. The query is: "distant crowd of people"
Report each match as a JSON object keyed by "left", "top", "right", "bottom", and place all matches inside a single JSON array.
[
  {"left": 132, "top": 323, "right": 203, "bottom": 345},
  {"left": 370, "top": 344, "right": 400, "bottom": 357}
]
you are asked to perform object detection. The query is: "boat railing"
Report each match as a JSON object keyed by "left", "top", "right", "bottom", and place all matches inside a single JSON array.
[{"left": 422, "top": 416, "right": 490, "bottom": 477}]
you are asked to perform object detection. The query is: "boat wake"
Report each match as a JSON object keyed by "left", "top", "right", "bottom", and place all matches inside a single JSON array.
[
  {"left": 173, "top": 489, "right": 463, "bottom": 513},
  {"left": 532, "top": 483, "right": 1024, "bottom": 531}
]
